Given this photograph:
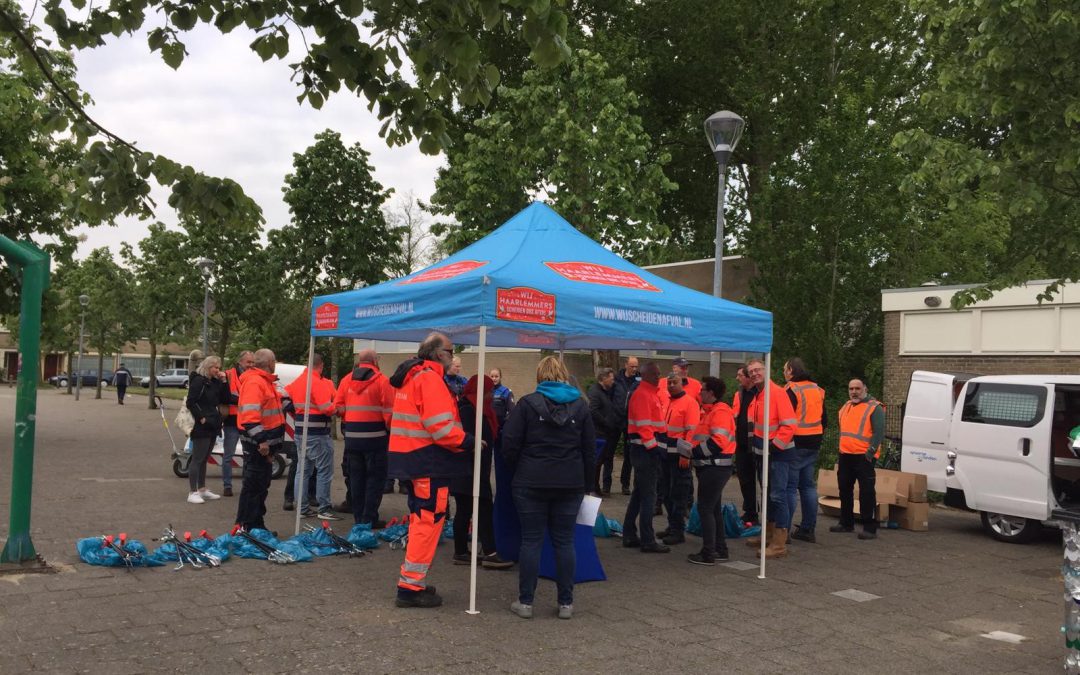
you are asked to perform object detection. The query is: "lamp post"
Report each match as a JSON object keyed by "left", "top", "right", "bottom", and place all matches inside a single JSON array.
[
  {"left": 75, "top": 294, "right": 89, "bottom": 401},
  {"left": 704, "top": 110, "right": 745, "bottom": 377},
  {"left": 195, "top": 257, "right": 215, "bottom": 355}
]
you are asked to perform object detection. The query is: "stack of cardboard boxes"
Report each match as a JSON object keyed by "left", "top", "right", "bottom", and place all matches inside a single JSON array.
[{"left": 816, "top": 467, "right": 930, "bottom": 530}]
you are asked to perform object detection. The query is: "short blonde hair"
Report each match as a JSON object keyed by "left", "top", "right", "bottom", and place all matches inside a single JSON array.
[
  {"left": 196, "top": 355, "right": 221, "bottom": 378},
  {"left": 536, "top": 356, "right": 569, "bottom": 383}
]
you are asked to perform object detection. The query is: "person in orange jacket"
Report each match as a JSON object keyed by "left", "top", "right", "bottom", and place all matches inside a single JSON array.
[
  {"left": 745, "top": 358, "right": 797, "bottom": 559},
  {"left": 621, "top": 362, "right": 670, "bottom": 553},
  {"left": 221, "top": 350, "right": 255, "bottom": 497},
  {"left": 678, "top": 376, "right": 736, "bottom": 565},
  {"left": 671, "top": 357, "right": 702, "bottom": 403},
  {"left": 285, "top": 353, "right": 339, "bottom": 521},
  {"left": 657, "top": 373, "right": 701, "bottom": 546},
  {"left": 335, "top": 348, "right": 395, "bottom": 527},
  {"left": 389, "top": 332, "right": 479, "bottom": 609},
  {"left": 235, "top": 349, "right": 288, "bottom": 531}
]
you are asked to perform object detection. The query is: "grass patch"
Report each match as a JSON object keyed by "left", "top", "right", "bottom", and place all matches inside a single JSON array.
[{"left": 127, "top": 387, "right": 188, "bottom": 402}]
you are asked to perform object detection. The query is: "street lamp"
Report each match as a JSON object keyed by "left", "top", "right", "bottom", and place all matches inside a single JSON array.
[
  {"left": 195, "top": 257, "right": 215, "bottom": 355},
  {"left": 704, "top": 110, "right": 745, "bottom": 377},
  {"left": 75, "top": 294, "right": 89, "bottom": 401}
]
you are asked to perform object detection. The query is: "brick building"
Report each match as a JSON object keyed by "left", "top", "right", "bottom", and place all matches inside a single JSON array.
[{"left": 881, "top": 280, "right": 1080, "bottom": 431}]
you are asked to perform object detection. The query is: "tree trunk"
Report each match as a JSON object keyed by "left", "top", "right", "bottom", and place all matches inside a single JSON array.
[
  {"left": 95, "top": 349, "right": 105, "bottom": 399},
  {"left": 65, "top": 350, "right": 74, "bottom": 394},
  {"left": 148, "top": 340, "right": 158, "bottom": 409},
  {"left": 593, "top": 349, "right": 620, "bottom": 374}
]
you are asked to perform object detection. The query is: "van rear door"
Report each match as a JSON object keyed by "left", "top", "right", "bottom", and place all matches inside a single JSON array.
[
  {"left": 951, "top": 381, "right": 1051, "bottom": 519},
  {"left": 901, "top": 371, "right": 956, "bottom": 491}
]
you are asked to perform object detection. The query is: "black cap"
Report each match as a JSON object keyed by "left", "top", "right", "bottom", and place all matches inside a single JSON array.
[{"left": 672, "top": 358, "right": 690, "bottom": 367}]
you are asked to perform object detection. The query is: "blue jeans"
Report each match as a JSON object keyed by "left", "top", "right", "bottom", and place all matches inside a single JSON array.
[
  {"left": 786, "top": 448, "right": 819, "bottom": 532},
  {"left": 221, "top": 423, "right": 241, "bottom": 489},
  {"left": 513, "top": 487, "right": 582, "bottom": 606},
  {"left": 767, "top": 459, "right": 793, "bottom": 529},
  {"left": 296, "top": 434, "right": 333, "bottom": 511}
]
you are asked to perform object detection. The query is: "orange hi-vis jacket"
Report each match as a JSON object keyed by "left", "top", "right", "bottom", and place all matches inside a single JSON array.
[
  {"left": 225, "top": 367, "right": 244, "bottom": 423},
  {"left": 387, "top": 359, "right": 475, "bottom": 479},
  {"left": 839, "top": 397, "right": 883, "bottom": 458},
  {"left": 237, "top": 368, "right": 286, "bottom": 449},
  {"left": 748, "top": 380, "right": 797, "bottom": 456},
  {"left": 665, "top": 391, "right": 701, "bottom": 455},
  {"left": 785, "top": 379, "right": 825, "bottom": 436},
  {"left": 335, "top": 363, "right": 394, "bottom": 452},
  {"left": 690, "top": 402, "right": 736, "bottom": 467},
  {"left": 284, "top": 368, "right": 336, "bottom": 437},
  {"left": 683, "top": 376, "right": 702, "bottom": 404},
  {"left": 627, "top": 380, "right": 665, "bottom": 453}
]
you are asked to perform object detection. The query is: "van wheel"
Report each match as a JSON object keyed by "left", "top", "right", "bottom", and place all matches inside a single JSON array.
[
  {"left": 271, "top": 455, "right": 286, "bottom": 479},
  {"left": 980, "top": 511, "right": 1040, "bottom": 544}
]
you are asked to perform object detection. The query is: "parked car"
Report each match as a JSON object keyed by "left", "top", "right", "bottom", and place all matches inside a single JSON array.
[
  {"left": 48, "top": 371, "right": 98, "bottom": 388},
  {"left": 901, "top": 370, "right": 1080, "bottom": 543},
  {"left": 140, "top": 368, "right": 190, "bottom": 388}
]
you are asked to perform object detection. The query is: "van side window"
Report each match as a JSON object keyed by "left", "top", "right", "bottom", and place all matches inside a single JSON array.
[{"left": 961, "top": 383, "right": 1046, "bottom": 428}]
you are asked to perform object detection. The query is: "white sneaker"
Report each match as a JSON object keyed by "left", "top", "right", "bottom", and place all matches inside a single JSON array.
[
  {"left": 187, "top": 492, "right": 205, "bottom": 504},
  {"left": 199, "top": 489, "right": 221, "bottom": 501}
]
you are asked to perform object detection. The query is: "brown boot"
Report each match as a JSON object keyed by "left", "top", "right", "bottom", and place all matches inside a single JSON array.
[
  {"left": 764, "top": 527, "right": 789, "bottom": 559},
  {"left": 746, "top": 522, "right": 774, "bottom": 548}
]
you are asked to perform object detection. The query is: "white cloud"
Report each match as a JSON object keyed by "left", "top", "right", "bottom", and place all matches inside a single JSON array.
[{"left": 23, "top": 8, "right": 443, "bottom": 257}]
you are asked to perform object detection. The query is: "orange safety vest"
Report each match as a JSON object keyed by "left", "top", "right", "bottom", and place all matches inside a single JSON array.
[
  {"left": 748, "top": 380, "right": 797, "bottom": 455},
  {"left": 683, "top": 377, "right": 702, "bottom": 404},
  {"left": 225, "top": 367, "right": 243, "bottom": 420},
  {"left": 335, "top": 363, "right": 395, "bottom": 451},
  {"left": 690, "top": 402, "right": 736, "bottom": 466},
  {"left": 785, "top": 380, "right": 825, "bottom": 436},
  {"left": 285, "top": 368, "right": 336, "bottom": 437},
  {"left": 838, "top": 398, "right": 882, "bottom": 457},
  {"left": 237, "top": 368, "right": 286, "bottom": 448},
  {"left": 388, "top": 359, "right": 472, "bottom": 479},
  {"left": 627, "top": 380, "right": 665, "bottom": 452},
  {"left": 665, "top": 391, "right": 701, "bottom": 454}
]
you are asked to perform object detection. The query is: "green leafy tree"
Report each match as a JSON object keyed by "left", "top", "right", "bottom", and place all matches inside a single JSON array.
[
  {"left": 429, "top": 49, "right": 676, "bottom": 260},
  {"left": 895, "top": 0, "right": 1080, "bottom": 304},
  {"left": 121, "top": 223, "right": 199, "bottom": 408}
]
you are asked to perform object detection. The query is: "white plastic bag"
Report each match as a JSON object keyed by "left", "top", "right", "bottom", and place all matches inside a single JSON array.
[{"left": 174, "top": 405, "right": 195, "bottom": 436}]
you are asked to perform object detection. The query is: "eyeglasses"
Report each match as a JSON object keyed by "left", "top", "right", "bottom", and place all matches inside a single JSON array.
[{"left": 442, "top": 348, "right": 454, "bottom": 356}]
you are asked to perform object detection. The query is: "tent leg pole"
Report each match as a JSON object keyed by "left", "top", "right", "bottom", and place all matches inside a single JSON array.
[
  {"left": 294, "top": 336, "right": 316, "bottom": 537},
  {"left": 467, "top": 326, "right": 487, "bottom": 615},
  {"left": 759, "top": 352, "right": 771, "bottom": 580}
]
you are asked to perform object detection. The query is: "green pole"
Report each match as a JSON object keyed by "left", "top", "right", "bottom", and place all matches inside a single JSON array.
[{"left": 0, "top": 236, "right": 50, "bottom": 563}]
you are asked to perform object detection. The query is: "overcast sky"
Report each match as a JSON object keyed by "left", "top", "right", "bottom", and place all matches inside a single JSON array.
[{"left": 22, "top": 5, "right": 443, "bottom": 258}]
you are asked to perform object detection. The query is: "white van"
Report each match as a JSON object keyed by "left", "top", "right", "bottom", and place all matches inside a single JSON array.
[{"left": 900, "top": 370, "right": 1080, "bottom": 543}]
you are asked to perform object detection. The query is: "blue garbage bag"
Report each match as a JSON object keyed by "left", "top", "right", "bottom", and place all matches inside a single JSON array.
[
  {"left": 76, "top": 537, "right": 163, "bottom": 567},
  {"left": 347, "top": 523, "right": 380, "bottom": 550},
  {"left": 723, "top": 503, "right": 761, "bottom": 538},
  {"left": 441, "top": 518, "right": 453, "bottom": 541},
  {"left": 191, "top": 536, "right": 231, "bottom": 562},
  {"left": 278, "top": 536, "right": 315, "bottom": 562},
  {"left": 229, "top": 528, "right": 282, "bottom": 560},
  {"left": 295, "top": 527, "right": 344, "bottom": 557},
  {"left": 687, "top": 504, "right": 702, "bottom": 536},
  {"left": 592, "top": 512, "right": 623, "bottom": 538},
  {"left": 145, "top": 542, "right": 180, "bottom": 565},
  {"left": 377, "top": 523, "right": 409, "bottom": 543}
]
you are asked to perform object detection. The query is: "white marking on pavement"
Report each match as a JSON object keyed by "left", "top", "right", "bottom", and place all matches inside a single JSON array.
[
  {"left": 832, "top": 588, "right": 881, "bottom": 602},
  {"left": 719, "top": 561, "right": 758, "bottom": 571},
  {"left": 980, "top": 631, "right": 1027, "bottom": 644},
  {"left": 78, "top": 477, "right": 166, "bottom": 483}
]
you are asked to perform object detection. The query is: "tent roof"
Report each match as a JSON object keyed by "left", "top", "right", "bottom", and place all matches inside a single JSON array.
[{"left": 310, "top": 202, "right": 771, "bottom": 353}]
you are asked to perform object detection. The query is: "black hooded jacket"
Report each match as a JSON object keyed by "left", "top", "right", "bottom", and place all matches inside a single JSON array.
[{"left": 500, "top": 391, "right": 596, "bottom": 492}]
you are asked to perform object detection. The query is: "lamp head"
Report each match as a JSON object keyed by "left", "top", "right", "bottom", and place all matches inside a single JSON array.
[
  {"left": 78, "top": 294, "right": 89, "bottom": 307},
  {"left": 704, "top": 110, "right": 745, "bottom": 168},
  {"left": 195, "top": 257, "right": 216, "bottom": 280}
]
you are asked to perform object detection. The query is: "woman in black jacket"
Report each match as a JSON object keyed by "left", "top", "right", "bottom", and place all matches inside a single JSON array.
[
  {"left": 185, "top": 355, "right": 227, "bottom": 504},
  {"left": 500, "top": 356, "right": 595, "bottom": 620}
]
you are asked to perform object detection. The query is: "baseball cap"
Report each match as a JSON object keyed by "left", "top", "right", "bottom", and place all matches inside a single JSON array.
[{"left": 672, "top": 357, "right": 690, "bottom": 367}]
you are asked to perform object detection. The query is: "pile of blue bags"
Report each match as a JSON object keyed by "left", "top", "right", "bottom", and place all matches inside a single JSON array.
[{"left": 686, "top": 503, "right": 762, "bottom": 539}]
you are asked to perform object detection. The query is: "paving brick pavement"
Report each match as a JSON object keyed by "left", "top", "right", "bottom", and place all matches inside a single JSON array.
[{"left": 0, "top": 388, "right": 1067, "bottom": 673}]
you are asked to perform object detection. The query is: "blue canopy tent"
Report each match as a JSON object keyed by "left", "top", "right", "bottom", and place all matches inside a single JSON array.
[{"left": 295, "top": 202, "right": 777, "bottom": 611}]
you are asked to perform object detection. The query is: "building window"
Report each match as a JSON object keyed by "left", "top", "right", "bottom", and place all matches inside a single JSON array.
[{"left": 961, "top": 383, "right": 1046, "bottom": 428}]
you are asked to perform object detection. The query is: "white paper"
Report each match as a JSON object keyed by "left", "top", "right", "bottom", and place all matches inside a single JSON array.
[{"left": 577, "top": 494, "right": 602, "bottom": 526}]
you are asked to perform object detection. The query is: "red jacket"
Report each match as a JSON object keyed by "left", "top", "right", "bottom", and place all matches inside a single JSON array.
[
  {"left": 387, "top": 359, "right": 474, "bottom": 479},
  {"left": 285, "top": 368, "right": 336, "bottom": 437},
  {"left": 690, "top": 402, "right": 736, "bottom": 467},
  {"left": 238, "top": 368, "right": 286, "bottom": 448},
  {"left": 335, "top": 363, "right": 395, "bottom": 451},
  {"left": 747, "top": 380, "right": 797, "bottom": 457},
  {"left": 627, "top": 380, "right": 665, "bottom": 452},
  {"left": 665, "top": 391, "right": 701, "bottom": 454}
]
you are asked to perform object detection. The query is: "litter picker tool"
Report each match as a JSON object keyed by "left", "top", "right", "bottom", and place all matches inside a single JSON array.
[
  {"left": 305, "top": 522, "right": 367, "bottom": 557},
  {"left": 102, "top": 533, "right": 142, "bottom": 569},
  {"left": 230, "top": 525, "right": 296, "bottom": 564}
]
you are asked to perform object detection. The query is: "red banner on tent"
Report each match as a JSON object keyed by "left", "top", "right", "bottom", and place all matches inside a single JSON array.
[
  {"left": 544, "top": 261, "right": 660, "bottom": 292},
  {"left": 399, "top": 260, "right": 487, "bottom": 285},
  {"left": 314, "top": 302, "right": 339, "bottom": 330},
  {"left": 496, "top": 287, "right": 556, "bottom": 325}
]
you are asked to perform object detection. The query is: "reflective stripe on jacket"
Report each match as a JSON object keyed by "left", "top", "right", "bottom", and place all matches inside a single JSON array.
[
  {"left": 284, "top": 368, "right": 336, "bottom": 437},
  {"left": 748, "top": 380, "right": 797, "bottom": 455},
  {"left": 665, "top": 391, "right": 701, "bottom": 454},
  {"left": 387, "top": 360, "right": 474, "bottom": 479},
  {"left": 225, "top": 367, "right": 242, "bottom": 421},
  {"left": 690, "top": 402, "right": 736, "bottom": 467},
  {"left": 839, "top": 398, "right": 882, "bottom": 457},
  {"left": 786, "top": 380, "right": 825, "bottom": 436},
  {"left": 335, "top": 363, "right": 394, "bottom": 451},
  {"left": 627, "top": 380, "right": 665, "bottom": 452},
  {"left": 237, "top": 368, "right": 285, "bottom": 447}
]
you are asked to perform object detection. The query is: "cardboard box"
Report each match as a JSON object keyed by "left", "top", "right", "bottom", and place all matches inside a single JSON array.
[
  {"left": 818, "top": 496, "right": 890, "bottom": 522},
  {"left": 817, "top": 467, "right": 927, "bottom": 505},
  {"left": 817, "top": 468, "right": 839, "bottom": 498},
  {"left": 877, "top": 468, "right": 929, "bottom": 504},
  {"left": 889, "top": 502, "right": 930, "bottom": 531}
]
